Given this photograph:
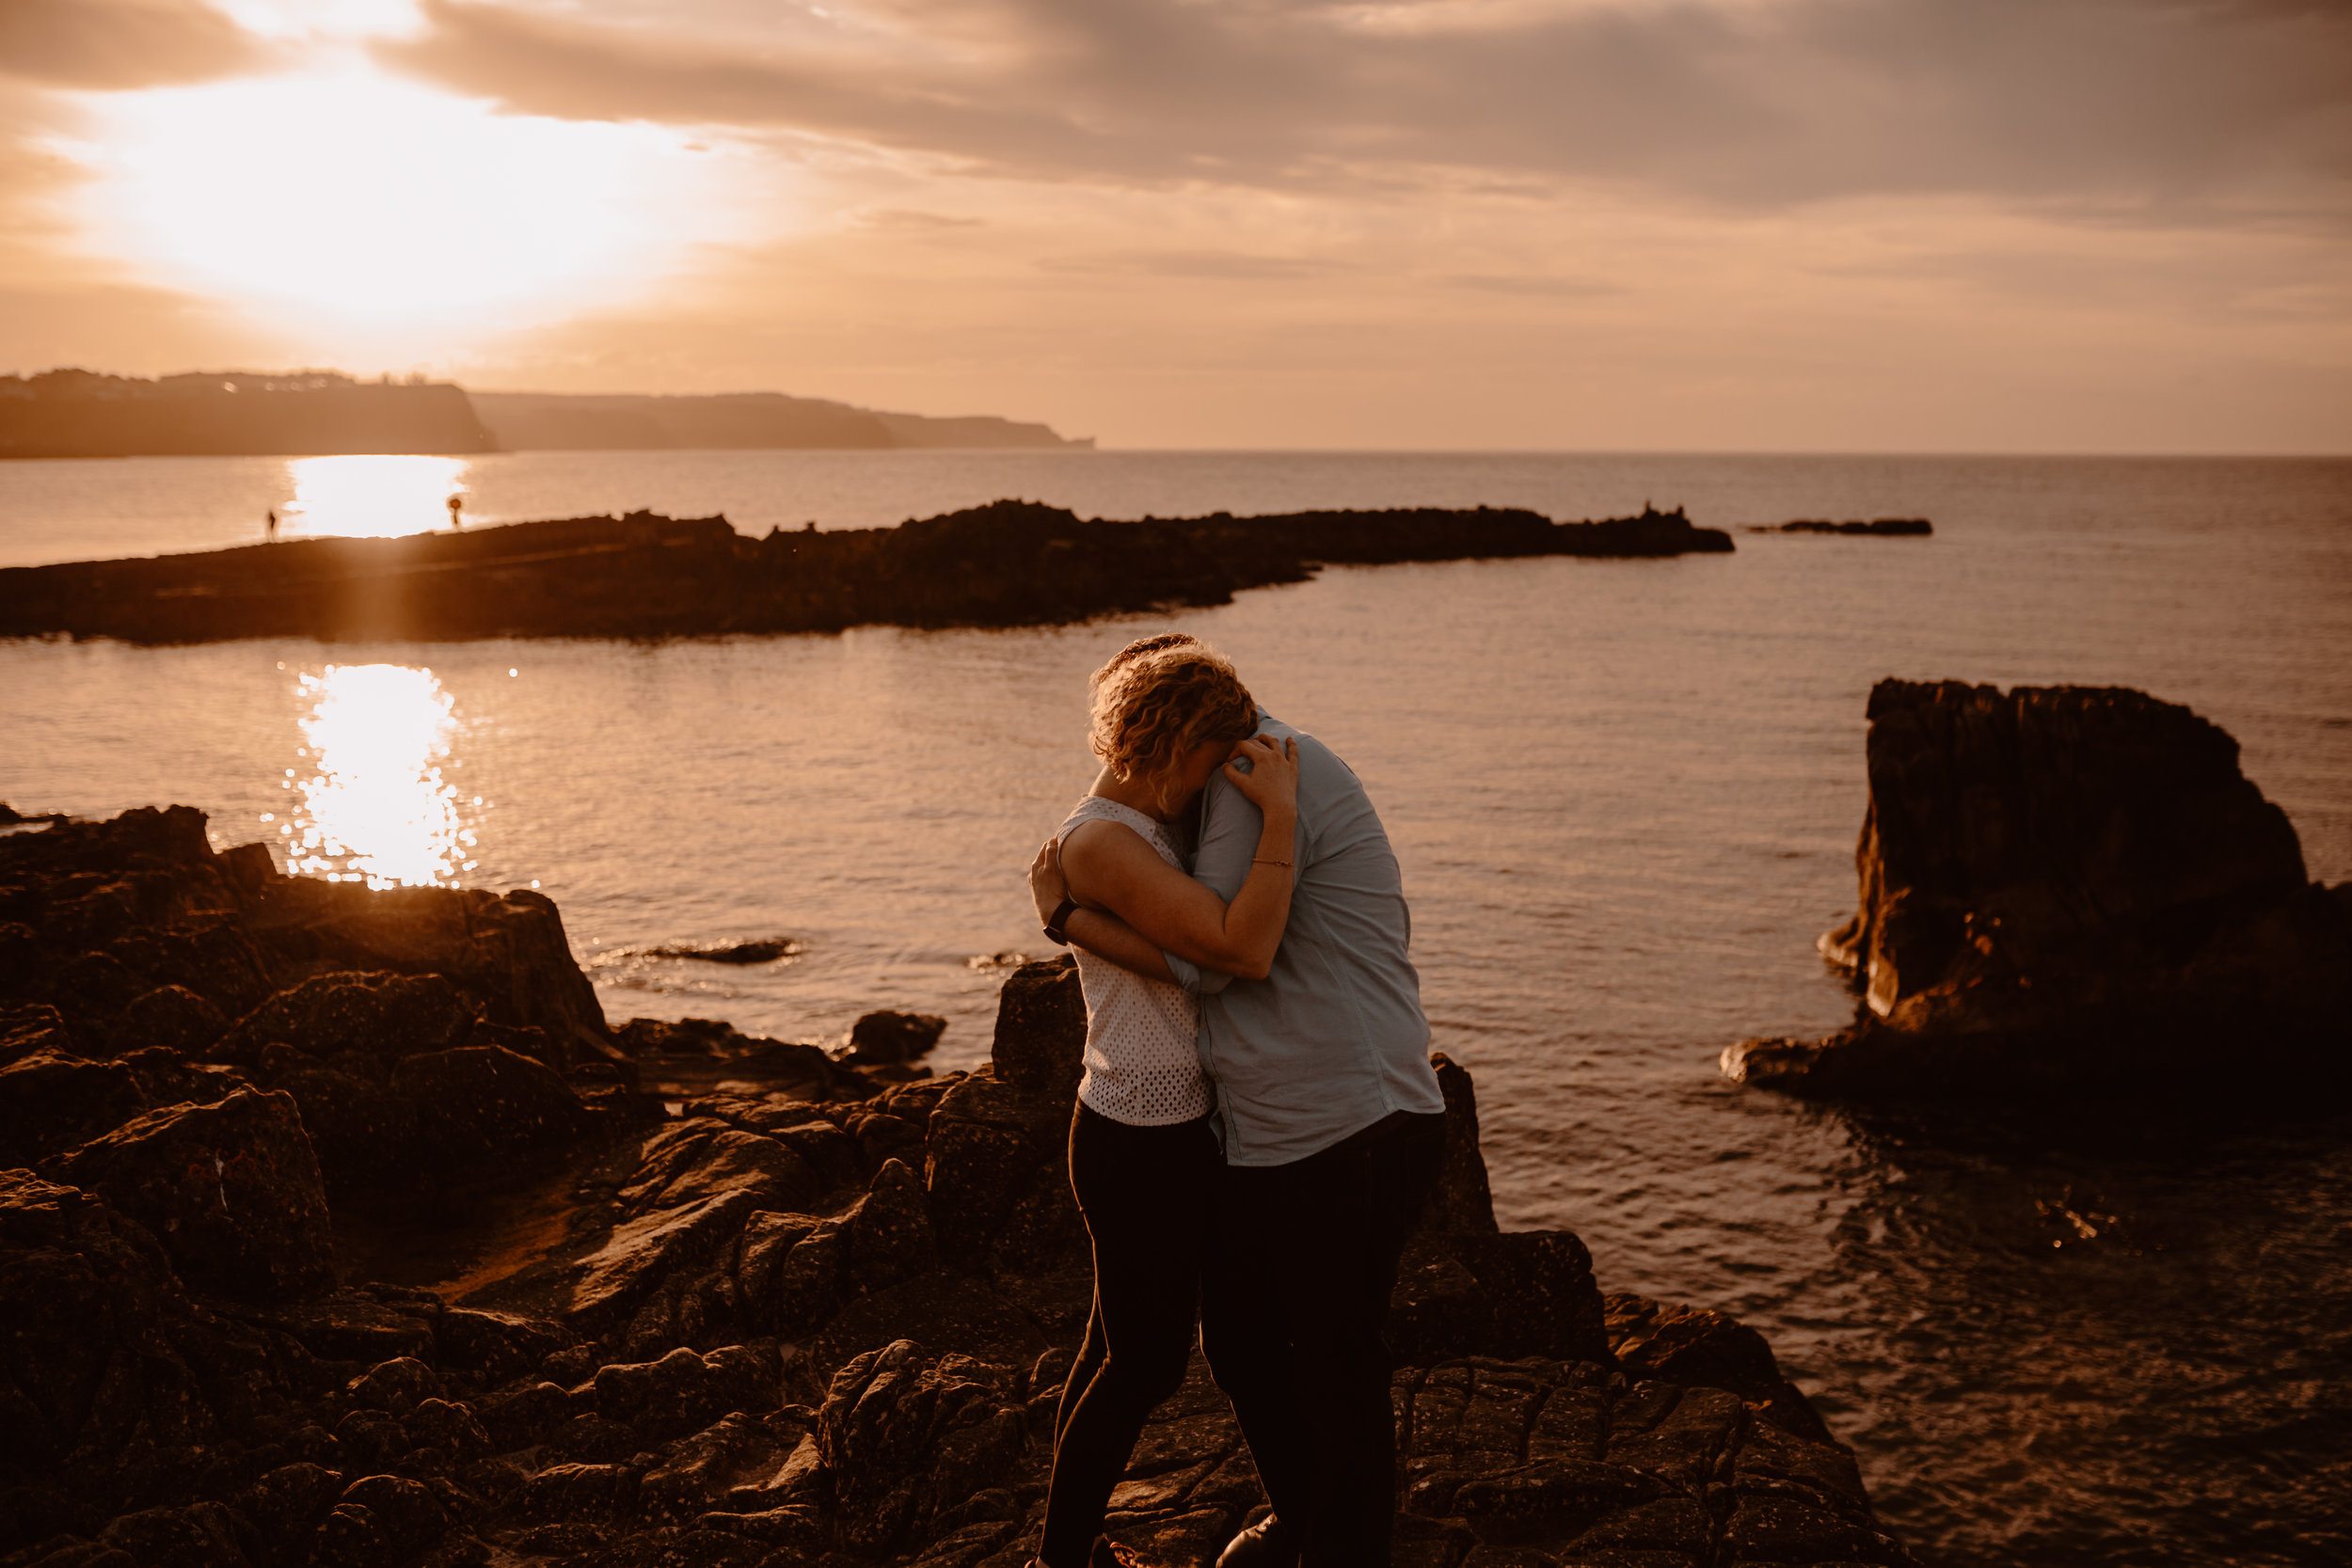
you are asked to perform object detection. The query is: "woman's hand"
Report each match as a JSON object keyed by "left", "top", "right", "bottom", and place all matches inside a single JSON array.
[
  {"left": 1224, "top": 734, "right": 1300, "bottom": 817},
  {"left": 1028, "top": 836, "right": 1069, "bottom": 925}
]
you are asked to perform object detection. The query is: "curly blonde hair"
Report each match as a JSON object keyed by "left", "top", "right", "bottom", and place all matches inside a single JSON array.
[{"left": 1089, "top": 637, "right": 1258, "bottom": 812}]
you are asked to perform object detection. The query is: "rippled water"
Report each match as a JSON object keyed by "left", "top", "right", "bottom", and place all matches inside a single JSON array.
[{"left": 5, "top": 451, "right": 2350, "bottom": 1566}]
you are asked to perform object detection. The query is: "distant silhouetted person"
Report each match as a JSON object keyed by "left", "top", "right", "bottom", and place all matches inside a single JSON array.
[
  {"left": 447, "top": 495, "right": 464, "bottom": 530},
  {"left": 264, "top": 508, "right": 278, "bottom": 543}
]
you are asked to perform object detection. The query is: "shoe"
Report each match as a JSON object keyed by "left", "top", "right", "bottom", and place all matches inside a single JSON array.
[{"left": 1216, "top": 1515, "right": 1300, "bottom": 1568}]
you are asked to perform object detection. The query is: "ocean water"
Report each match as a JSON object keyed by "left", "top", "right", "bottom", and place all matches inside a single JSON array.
[{"left": 5, "top": 451, "right": 2351, "bottom": 1566}]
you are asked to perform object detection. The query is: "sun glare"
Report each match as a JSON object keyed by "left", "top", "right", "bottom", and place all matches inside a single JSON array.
[
  {"left": 282, "top": 662, "right": 477, "bottom": 889},
  {"left": 283, "top": 454, "right": 471, "bottom": 541},
  {"left": 62, "top": 68, "right": 739, "bottom": 331}
]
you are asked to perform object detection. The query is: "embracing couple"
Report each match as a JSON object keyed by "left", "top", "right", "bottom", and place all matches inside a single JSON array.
[{"left": 1023, "top": 634, "right": 1447, "bottom": 1568}]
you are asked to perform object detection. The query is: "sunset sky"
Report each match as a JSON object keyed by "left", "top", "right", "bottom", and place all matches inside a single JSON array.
[{"left": 1, "top": 0, "right": 2345, "bottom": 451}]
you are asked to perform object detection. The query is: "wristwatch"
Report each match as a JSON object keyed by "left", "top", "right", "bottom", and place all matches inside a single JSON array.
[{"left": 1043, "top": 895, "right": 1079, "bottom": 946}]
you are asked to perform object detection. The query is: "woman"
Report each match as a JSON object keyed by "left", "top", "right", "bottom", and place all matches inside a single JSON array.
[{"left": 1024, "top": 635, "right": 1300, "bottom": 1568}]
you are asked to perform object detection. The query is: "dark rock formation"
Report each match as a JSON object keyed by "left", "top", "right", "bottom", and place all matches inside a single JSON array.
[
  {"left": 843, "top": 1009, "right": 949, "bottom": 1067},
  {"left": 1761, "top": 518, "right": 1932, "bottom": 536},
  {"left": 0, "top": 499, "right": 1734, "bottom": 645},
  {"left": 1724, "top": 680, "right": 2352, "bottom": 1098},
  {"left": 0, "top": 806, "right": 640, "bottom": 1199},
  {"left": 0, "top": 808, "right": 1909, "bottom": 1568}
]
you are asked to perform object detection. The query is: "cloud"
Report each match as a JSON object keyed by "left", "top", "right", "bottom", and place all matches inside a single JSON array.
[
  {"left": 0, "top": 0, "right": 271, "bottom": 90},
  {"left": 1039, "top": 250, "right": 1348, "bottom": 279},
  {"left": 373, "top": 0, "right": 2352, "bottom": 223}
]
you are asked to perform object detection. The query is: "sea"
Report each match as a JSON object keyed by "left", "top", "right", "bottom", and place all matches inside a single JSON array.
[{"left": 4, "top": 449, "right": 2349, "bottom": 1567}]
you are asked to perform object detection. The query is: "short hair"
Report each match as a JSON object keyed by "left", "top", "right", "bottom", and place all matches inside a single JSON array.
[{"left": 1089, "top": 638, "right": 1257, "bottom": 812}]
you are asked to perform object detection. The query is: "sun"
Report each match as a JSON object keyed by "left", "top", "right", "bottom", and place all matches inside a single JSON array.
[{"left": 58, "top": 66, "right": 746, "bottom": 334}]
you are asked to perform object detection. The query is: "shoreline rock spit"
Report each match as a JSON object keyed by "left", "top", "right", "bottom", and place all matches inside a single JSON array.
[
  {"left": 1, "top": 806, "right": 1913, "bottom": 1568},
  {"left": 0, "top": 499, "right": 1734, "bottom": 645}
]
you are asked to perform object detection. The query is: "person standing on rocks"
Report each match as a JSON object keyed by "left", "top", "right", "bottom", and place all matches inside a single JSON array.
[
  {"left": 1024, "top": 637, "right": 1303, "bottom": 1568},
  {"left": 1033, "top": 632, "right": 1447, "bottom": 1568}
]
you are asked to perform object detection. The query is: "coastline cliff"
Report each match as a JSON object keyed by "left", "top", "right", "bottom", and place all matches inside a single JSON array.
[
  {"left": 0, "top": 499, "right": 1736, "bottom": 645},
  {"left": 0, "top": 805, "right": 1913, "bottom": 1568},
  {"left": 0, "top": 371, "right": 495, "bottom": 460},
  {"left": 0, "top": 371, "right": 1086, "bottom": 460}
]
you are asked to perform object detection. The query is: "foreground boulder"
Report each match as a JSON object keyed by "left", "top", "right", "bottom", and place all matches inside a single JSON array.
[
  {"left": 0, "top": 807, "right": 640, "bottom": 1196},
  {"left": 39, "top": 1088, "right": 333, "bottom": 1303},
  {"left": 1724, "top": 680, "right": 2352, "bottom": 1098}
]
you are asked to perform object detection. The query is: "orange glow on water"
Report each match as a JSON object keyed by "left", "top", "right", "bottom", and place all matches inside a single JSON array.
[{"left": 278, "top": 663, "right": 479, "bottom": 888}]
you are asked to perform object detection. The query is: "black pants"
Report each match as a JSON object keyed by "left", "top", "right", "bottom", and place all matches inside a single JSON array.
[
  {"left": 1042, "top": 1101, "right": 1221, "bottom": 1568},
  {"left": 1200, "top": 1109, "right": 1446, "bottom": 1568}
]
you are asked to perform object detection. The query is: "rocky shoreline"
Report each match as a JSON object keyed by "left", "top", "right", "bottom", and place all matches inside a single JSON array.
[
  {"left": 0, "top": 499, "right": 1733, "bottom": 645},
  {"left": 3, "top": 805, "right": 1911, "bottom": 1568}
]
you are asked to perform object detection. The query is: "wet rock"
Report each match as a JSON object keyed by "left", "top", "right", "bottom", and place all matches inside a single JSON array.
[
  {"left": 321, "top": 1473, "right": 449, "bottom": 1561},
  {"left": 437, "top": 1307, "right": 571, "bottom": 1385},
  {"left": 342, "top": 1355, "right": 444, "bottom": 1417},
  {"left": 0, "top": 1050, "right": 148, "bottom": 1165},
  {"left": 267, "top": 1067, "right": 421, "bottom": 1193},
  {"left": 924, "top": 1114, "right": 1041, "bottom": 1270},
  {"left": 988, "top": 957, "right": 1085, "bottom": 1107},
  {"left": 228, "top": 1286, "right": 438, "bottom": 1365},
  {"left": 844, "top": 1009, "right": 948, "bottom": 1066},
  {"left": 503, "top": 1462, "right": 640, "bottom": 1527},
  {"left": 812, "top": 1340, "right": 1027, "bottom": 1556},
  {"left": 390, "top": 1044, "right": 588, "bottom": 1162},
  {"left": 214, "top": 972, "right": 473, "bottom": 1069},
  {"left": 114, "top": 1045, "right": 246, "bottom": 1110},
  {"left": 595, "top": 1343, "right": 783, "bottom": 1441},
  {"left": 1726, "top": 680, "right": 2352, "bottom": 1099},
  {"left": 95, "top": 1502, "right": 257, "bottom": 1567},
  {"left": 1603, "top": 1294, "right": 1831, "bottom": 1444},
  {"left": 119, "top": 985, "right": 230, "bottom": 1056},
  {"left": 1422, "top": 1052, "right": 1500, "bottom": 1238},
  {"left": 232, "top": 1462, "right": 347, "bottom": 1567},
  {"left": 469, "top": 1382, "right": 573, "bottom": 1450},
  {"left": 40, "top": 1087, "right": 333, "bottom": 1302},
  {"left": 847, "top": 1159, "right": 941, "bottom": 1289},
  {"left": 639, "top": 1412, "right": 793, "bottom": 1521}
]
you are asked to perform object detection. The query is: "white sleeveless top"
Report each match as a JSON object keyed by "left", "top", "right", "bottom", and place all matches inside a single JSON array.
[{"left": 1058, "top": 796, "right": 1216, "bottom": 1126}]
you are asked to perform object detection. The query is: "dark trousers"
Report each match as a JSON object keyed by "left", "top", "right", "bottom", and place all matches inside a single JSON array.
[
  {"left": 1042, "top": 1101, "right": 1221, "bottom": 1568},
  {"left": 1200, "top": 1109, "right": 1446, "bottom": 1568}
]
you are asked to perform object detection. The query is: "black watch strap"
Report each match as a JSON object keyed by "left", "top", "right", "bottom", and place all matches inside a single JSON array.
[{"left": 1044, "top": 895, "right": 1080, "bottom": 945}]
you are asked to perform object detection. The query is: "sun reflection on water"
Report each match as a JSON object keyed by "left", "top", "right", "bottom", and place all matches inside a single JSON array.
[
  {"left": 273, "top": 664, "right": 482, "bottom": 889},
  {"left": 282, "top": 454, "right": 470, "bottom": 541}
]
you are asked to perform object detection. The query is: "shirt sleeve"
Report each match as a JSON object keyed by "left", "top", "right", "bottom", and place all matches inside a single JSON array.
[{"left": 1158, "top": 769, "right": 1263, "bottom": 995}]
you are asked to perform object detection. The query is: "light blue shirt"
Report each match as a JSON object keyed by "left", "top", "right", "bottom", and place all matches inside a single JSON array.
[{"left": 1163, "top": 712, "right": 1445, "bottom": 1165}]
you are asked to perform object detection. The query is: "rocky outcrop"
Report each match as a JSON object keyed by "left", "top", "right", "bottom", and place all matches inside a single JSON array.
[
  {"left": 0, "top": 806, "right": 640, "bottom": 1197},
  {"left": 1724, "top": 680, "right": 2352, "bottom": 1098},
  {"left": 1760, "top": 518, "right": 1931, "bottom": 536},
  {"left": 0, "top": 499, "right": 1734, "bottom": 645},
  {"left": 0, "top": 812, "right": 1907, "bottom": 1568}
]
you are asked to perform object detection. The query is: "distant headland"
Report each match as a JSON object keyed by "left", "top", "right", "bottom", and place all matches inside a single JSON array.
[{"left": 0, "top": 369, "right": 1090, "bottom": 459}]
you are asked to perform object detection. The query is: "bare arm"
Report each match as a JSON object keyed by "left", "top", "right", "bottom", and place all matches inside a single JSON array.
[{"left": 1029, "top": 736, "right": 1300, "bottom": 981}]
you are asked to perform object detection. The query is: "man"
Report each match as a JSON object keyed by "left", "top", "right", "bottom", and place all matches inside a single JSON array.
[{"left": 1056, "top": 689, "right": 1445, "bottom": 1567}]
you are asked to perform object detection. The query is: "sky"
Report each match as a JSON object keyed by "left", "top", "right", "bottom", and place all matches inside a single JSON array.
[{"left": 0, "top": 0, "right": 2345, "bottom": 451}]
